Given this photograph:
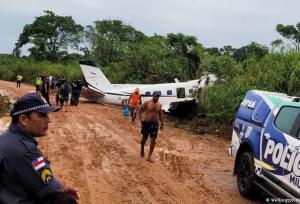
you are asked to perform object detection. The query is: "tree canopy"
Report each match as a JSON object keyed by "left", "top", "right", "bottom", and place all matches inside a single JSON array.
[
  {"left": 7, "top": 14, "right": 300, "bottom": 125},
  {"left": 14, "top": 10, "right": 83, "bottom": 61},
  {"left": 87, "top": 20, "right": 146, "bottom": 66},
  {"left": 276, "top": 23, "right": 300, "bottom": 51},
  {"left": 166, "top": 33, "right": 202, "bottom": 79}
]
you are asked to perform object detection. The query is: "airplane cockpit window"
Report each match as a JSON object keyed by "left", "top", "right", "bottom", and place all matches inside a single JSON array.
[
  {"left": 176, "top": 88, "right": 185, "bottom": 98},
  {"left": 167, "top": 90, "right": 172, "bottom": 95},
  {"left": 145, "top": 91, "right": 151, "bottom": 96},
  {"left": 153, "top": 91, "right": 161, "bottom": 96}
]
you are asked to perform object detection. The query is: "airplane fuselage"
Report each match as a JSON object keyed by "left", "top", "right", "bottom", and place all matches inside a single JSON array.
[
  {"left": 93, "top": 81, "right": 199, "bottom": 111},
  {"left": 79, "top": 61, "right": 216, "bottom": 112}
]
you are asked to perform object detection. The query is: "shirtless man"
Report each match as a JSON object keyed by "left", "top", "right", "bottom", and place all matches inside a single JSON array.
[{"left": 138, "top": 93, "right": 163, "bottom": 162}]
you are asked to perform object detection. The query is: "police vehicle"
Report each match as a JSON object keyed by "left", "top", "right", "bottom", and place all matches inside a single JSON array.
[{"left": 229, "top": 90, "right": 300, "bottom": 200}]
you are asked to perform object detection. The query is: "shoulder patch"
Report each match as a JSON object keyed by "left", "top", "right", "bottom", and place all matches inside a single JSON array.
[
  {"left": 32, "top": 156, "right": 47, "bottom": 171},
  {"left": 41, "top": 168, "right": 53, "bottom": 183}
]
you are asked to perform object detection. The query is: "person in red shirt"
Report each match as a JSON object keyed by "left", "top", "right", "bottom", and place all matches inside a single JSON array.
[{"left": 128, "top": 88, "right": 142, "bottom": 122}]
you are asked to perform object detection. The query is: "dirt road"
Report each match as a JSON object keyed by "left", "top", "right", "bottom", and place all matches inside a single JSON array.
[{"left": 0, "top": 80, "right": 255, "bottom": 204}]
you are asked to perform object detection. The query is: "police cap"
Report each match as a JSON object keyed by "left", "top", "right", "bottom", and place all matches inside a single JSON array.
[{"left": 11, "top": 92, "right": 60, "bottom": 116}]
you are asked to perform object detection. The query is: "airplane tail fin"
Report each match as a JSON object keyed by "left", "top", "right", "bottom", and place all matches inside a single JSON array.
[{"left": 79, "top": 61, "right": 113, "bottom": 93}]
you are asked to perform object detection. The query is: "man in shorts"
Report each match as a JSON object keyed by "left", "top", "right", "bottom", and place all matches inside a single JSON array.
[{"left": 138, "top": 93, "right": 163, "bottom": 162}]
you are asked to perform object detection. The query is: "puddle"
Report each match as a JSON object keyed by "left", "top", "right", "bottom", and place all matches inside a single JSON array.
[{"left": 0, "top": 116, "right": 11, "bottom": 134}]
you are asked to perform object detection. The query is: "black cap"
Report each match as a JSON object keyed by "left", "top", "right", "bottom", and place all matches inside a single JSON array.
[{"left": 11, "top": 92, "right": 60, "bottom": 116}]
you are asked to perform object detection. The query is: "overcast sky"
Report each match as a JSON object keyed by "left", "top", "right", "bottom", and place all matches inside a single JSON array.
[{"left": 1, "top": 0, "right": 299, "bottom": 54}]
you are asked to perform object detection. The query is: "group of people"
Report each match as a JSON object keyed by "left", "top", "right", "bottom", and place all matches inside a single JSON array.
[
  {"left": 128, "top": 88, "right": 164, "bottom": 163},
  {"left": 34, "top": 76, "right": 83, "bottom": 112}
]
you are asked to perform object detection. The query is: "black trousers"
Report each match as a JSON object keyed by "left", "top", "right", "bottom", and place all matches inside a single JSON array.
[
  {"left": 16, "top": 80, "right": 21, "bottom": 88},
  {"left": 42, "top": 93, "right": 51, "bottom": 105}
]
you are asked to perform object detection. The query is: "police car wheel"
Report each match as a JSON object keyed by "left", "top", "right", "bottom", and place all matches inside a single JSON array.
[{"left": 237, "top": 152, "right": 256, "bottom": 198}]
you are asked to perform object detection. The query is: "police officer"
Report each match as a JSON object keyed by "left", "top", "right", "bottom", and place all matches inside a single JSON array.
[
  {"left": 0, "top": 92, "right": 80, "bottom": 204},
  {"left": 70, "top": 80, "right": 83, "bottom": 106},
  {"left": 41, "top": 76, "right": 51, "bottom": 105},
  {"left": 35, "top": 76, "right": 42, "bottom": 92}
]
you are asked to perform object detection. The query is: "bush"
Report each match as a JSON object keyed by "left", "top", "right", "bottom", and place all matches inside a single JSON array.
[
  {"left": 0, "top": 54, "right": 83, "bottom": 83},
  {"left": 197, "top": 77, "right": 254, "bottom": 125},
  {"left": 197, "top": 51, "right": 300, "bottom": 126}
]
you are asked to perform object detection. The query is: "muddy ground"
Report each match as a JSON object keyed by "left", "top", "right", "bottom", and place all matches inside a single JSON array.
[{"left": 0, "top": 80, "right": 257, "bottom": 204}]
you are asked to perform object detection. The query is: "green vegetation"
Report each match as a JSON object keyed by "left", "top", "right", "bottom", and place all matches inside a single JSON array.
[
  {"left": 2, "top": 11, "right": 300, "bottom": 126},
  {"left": 0, "top": 54, "right": 83, "bottom": 83},
  {"left": 14, "top": 11, "right": 83, "bottom": 61}
]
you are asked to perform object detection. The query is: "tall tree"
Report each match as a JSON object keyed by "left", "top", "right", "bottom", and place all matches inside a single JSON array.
[
  {"left": 276, "top": 23, "right": 300, "bottom": 51},
  {"left": 270, "top": 39, "right": 284, "bottom": 53},
  {"left": 220, "top": 45, "right": 235, "bottom": 56},
  {"left": 80, "top": 25, "right": 95, "bottom": 59},
  {"left": 233, "top": 42, "right": 268, "bottom": 62},
  {"left": 14, "top": 10, "right": 83, "bottom": 61},
  {"left": 91, "top": 20, "right": 146, "bottom": 66},
  {"left": 114, "top": 35, "right": 188, "bottom": 84},
  {"left": 205, "top": 47, "right": 221, "bottom": 56},
  {"left": 167, "top": 33, "right": 201, "bottom": 79}
]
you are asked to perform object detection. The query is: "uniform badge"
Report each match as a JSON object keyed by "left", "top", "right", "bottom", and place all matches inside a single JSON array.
[
  {"left": 32, "top": 157, "right": 47, "bottom": 171},
  {"left": 41, "top": 168, "right": 53, "bottom": 183}
]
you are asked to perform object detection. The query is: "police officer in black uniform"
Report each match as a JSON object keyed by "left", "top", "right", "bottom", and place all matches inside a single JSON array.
[
  {"left": 70, "top": 80, "right": 83, "bottom": 106},
  {"left": 0, "top": 92, "right": 80, "bottom": 204}
]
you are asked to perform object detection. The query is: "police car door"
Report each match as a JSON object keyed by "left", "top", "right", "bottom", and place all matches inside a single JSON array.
[
  {"left": 280, "top": 106, "right": 300, "bottom": 198},
  {"left": 261, "top": 106, "right": 300, "bottom": 193}
]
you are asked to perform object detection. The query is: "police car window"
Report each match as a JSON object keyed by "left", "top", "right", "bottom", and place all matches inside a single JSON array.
[{"left": 275, "top": 106, "right": 300, "bottom": 135}]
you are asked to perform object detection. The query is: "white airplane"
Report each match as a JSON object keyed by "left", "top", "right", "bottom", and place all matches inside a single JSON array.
[{"left": 79, "top": 61, "right": 216, "bottom": 112}]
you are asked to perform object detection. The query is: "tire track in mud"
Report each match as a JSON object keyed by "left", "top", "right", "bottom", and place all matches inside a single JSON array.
[
  {"left": 46, "top": 113, "right": 94, "bottom": 204},
  {"left": 82, "top": 105, "right": 215, "bottom": 203},
  {"left": 59, "top": 111, "right": 112, "bottom": 204},
  {"left": 100, "top": 109, "right": 194, "bottom": 182},
  {"left": 39, "top": 103, "right": 248, "bottom": 204},
  {"left": 107, "top": 114, "right": 219, "bottom": 202},
  {"left": 83, "top": 108, "right": 194, "bottom": 203}
]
